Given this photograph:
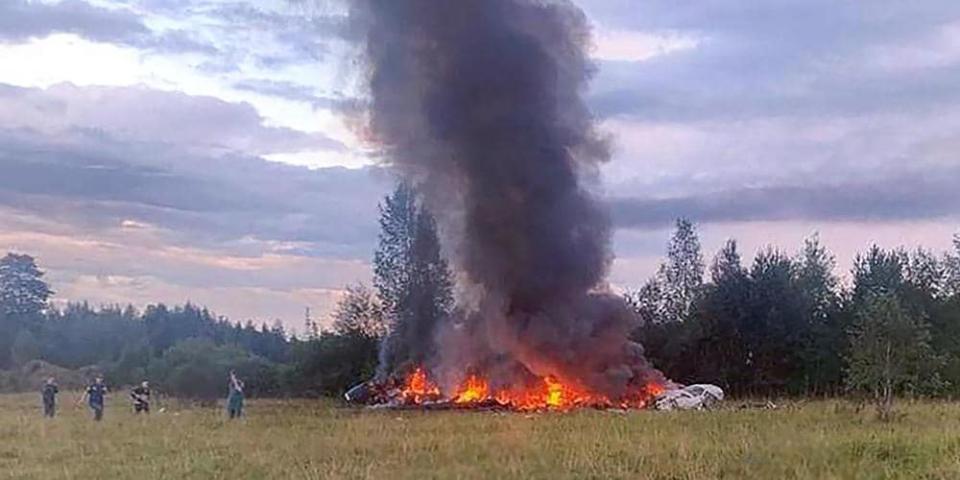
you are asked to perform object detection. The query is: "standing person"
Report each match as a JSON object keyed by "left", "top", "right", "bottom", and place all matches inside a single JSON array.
[
  {"left": 130, "top": 381, "right": 151, "bottom": 414},
  {"left": 79, "top": 376, "right": 108, "bottom": 421},
  {"left": 41, "top": 377, "right": 58, "bottom": 418},
  {"left": 226, "top": 371, "right": 245, "bottom": 420}
]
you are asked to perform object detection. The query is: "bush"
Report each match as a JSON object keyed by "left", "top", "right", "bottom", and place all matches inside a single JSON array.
[
  {"left": 148, "top": 338, "right": 277, "bottom": 403},
  {"left": 284, "top": 332, "right": 379, "bottom": 397}
]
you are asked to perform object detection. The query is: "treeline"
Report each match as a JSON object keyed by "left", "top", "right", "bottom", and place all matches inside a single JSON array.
[
  {"left": 0, "top": 271, "right": 383, "bottom": 400},
  {"left": 0, "top": 258, "right": 292, "bottom": 398},
  {"left": 0, "top": 183, "right": 450, "bottom": 401},
  {"left": 3, "top": 184, "right": 958, "bottom": 409},
  {"left": 630, "top": 220, "right": 960, "bottom": 407}
]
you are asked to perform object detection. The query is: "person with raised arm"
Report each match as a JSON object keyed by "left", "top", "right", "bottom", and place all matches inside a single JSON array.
[{"left": 226, "top": 371, "right": 245, "bottom": 419}]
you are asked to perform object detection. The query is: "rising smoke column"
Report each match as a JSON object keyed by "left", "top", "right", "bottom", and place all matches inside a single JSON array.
[{"left": 352, "top": 0, "right": 664, "bottom": 399}]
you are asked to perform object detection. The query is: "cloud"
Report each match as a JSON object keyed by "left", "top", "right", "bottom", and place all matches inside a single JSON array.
[
  {"left": 584, "top": 1, "right": 960, "bottom": 121},
  {"left": 0, "top": 128, "right": 387, "bottom": 258},
  {"left": 0, "top": 81, "right": 388, "bottom": 328},
  {"left": 155, "top": 0, "right": 350, "bottom": 68},
  {"left": 232, "top": 78, "right": 359, "bottom": 111},
  {"left": 592, "top": 29, "right": 702, "bottom": 63},
  {"left": 0, "top": 82, "right": 345, "bottom": 155},
  {"left": 0, "top": 0, "right": 215, "bottom": 55},
  {"left": 579, "top": 2, "right": 960, "bottom": 249},
  {"left": 0, "top": 82, "right": 386, "bottom": 260},
  {"left": 608, "top": 170, "right": 960, "bottom": 230},
  {"left": 0, "top": 185, "right": 361, "bottom": 332},
  {"left": 0, "top": 0, "right": 146, "bottom": 44}
]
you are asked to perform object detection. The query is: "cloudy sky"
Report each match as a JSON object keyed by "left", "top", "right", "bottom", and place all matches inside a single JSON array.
[{"left": 1, "top": 0, "right": 958, "bottom": 332}]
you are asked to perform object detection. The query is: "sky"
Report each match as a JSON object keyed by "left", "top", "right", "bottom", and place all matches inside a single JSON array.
[{"left": 0, "top": 0, "right": 958, "bottom": 333}]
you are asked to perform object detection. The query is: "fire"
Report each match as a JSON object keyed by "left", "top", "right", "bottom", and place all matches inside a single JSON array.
[
  {"left": 544, "top": 376, "right": 564, "bottom": 407},
  {"left": 400, "top": 367, "right": 441, "bottom": 403},
  {"left": 393, "top": 366, "right": 664, "bottom": 411},
  {"left": 646, "top": 382, "right": 665, "bottom": 398},
  {"left": 454, "top": 375, "right": 489, "bottom": 404},
  {"left": 454, "top": 372, "right": 661, "bottom": 411}
]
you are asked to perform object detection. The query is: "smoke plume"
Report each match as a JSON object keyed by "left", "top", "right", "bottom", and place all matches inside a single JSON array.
[{"left": 352, "top": 0, "right": 663, "bottom": 399}]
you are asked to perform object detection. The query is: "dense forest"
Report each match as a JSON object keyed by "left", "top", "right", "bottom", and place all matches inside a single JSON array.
[
  {"left": 630, "top": 220, "right": 960, "bottom": 405},
  {"left": 2, "top": 185, "right": 958, "bottom": 406}
]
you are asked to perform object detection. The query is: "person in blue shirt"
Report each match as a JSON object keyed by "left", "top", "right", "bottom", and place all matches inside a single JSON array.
[
  {"left": 41, "top": 377, "right": 58, "bottom": 418},
  {"left": 79, "top": 376, "right": 108, "bottom": 421}
]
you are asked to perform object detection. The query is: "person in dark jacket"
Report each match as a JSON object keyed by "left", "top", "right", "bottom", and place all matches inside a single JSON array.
[
  {"left": 130, "top": 381, "right": 151, "bottom": 414},
  {"left": 41, "top": 377, "right": 58, "bottom": 418},
  {"left": 79, "top": 376, "right": 108, "bottom": 421}
]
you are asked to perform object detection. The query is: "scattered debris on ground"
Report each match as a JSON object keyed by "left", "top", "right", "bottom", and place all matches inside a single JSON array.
[{"left": 653, "top": 384, "right": 725, "bottom": 411}]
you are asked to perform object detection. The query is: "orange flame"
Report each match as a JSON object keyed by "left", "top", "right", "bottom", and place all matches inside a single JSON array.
[
  {"left": 398, "top": 366, "right": 663, "bottom": 411},
  {"left": 454, "top": 375, "right": 490, "bottom": 404},
  {"left": 400, "top": 367, "right": 441, "bottom": 403}
]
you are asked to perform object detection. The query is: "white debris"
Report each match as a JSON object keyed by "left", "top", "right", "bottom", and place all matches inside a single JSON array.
[{"left": 654, "top": 384, "right": 724, "bottom": 411}]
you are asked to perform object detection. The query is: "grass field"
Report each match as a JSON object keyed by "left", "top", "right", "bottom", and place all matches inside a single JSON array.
[{"left": 1, "top": 393, "right": 959, "bottom": 479}]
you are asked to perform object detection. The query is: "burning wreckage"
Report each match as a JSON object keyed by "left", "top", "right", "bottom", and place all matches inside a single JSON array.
[
  {"left": 345, "top": 369, "right": 723, "bottom": 412},
  {"left": 343, "top": 0, "right": 723, "bottom": 413}
]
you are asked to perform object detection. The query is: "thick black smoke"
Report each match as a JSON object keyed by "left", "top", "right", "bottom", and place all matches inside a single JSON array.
[{"left": 352, "top": 0, "right": 664, "bottom": 398}]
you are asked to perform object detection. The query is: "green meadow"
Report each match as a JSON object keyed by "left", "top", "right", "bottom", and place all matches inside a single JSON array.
[{"left": 1, "top": 393, "right": 959, "bottom": 479}]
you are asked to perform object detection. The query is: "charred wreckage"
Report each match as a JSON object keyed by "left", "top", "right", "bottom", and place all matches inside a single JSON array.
[{"left": 345, "top": 370, "right": 723, "bottom": 412}]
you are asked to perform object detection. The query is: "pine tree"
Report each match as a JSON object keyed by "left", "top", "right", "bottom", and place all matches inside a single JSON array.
[
  {"left": 373, "top": 183, "right": 418, "bottom": 327},
  {"left": 373, "top": 183, "right": 454, "bottom": 375}
]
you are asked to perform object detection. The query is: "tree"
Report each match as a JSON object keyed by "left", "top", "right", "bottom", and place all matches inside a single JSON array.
[
  {"left": 332, "top": 284, "right": 386, "bottom": 338},
  {"left": 742, "top": 247, "right": 805, "bottom": 394},
  {"left": 0, "top": 253, "right": 53, "bottom": 368},
  {"left": 906, "top": 248, "right": 945, "bottom": 299},
  {"left": 943, "top": 235, "right": 960, "bottom": 298},
  {"left": 795, "top": 234, "right": 845, "bottom": 394},
  {"left": 660, "top": 218, "right": 704, "bottom": 323},
  {"left": 303, "top": 307, "right": 319, "bottom": 341},
  {"left": 373, "top": 183, "right": 454, "bottom": 375},
  {"left": 625, "top": 278, "right": 665, "bottom": 327},
  {"left": 10, "top": 330, "right": 41, "bottom": 366},
  {"left": 285, "top": 331, "right": 380, "bottom": 397},
  {"left": 852, "top": 246, "right": 908, "bottom": 304},
  {"left": 633, "top": 238, "right": 745, "bottom": 390},
  {"left": 695, "top": 239, "right": 752, "bottom": 391},
  {"left": 373, "top": 183, "right": 418, "bottom": 324},
  {"left": 846, "top": 294, "right": 938, "bottom": 420},
  {"left": 628, "top": 219, "right": 704, "bottom": 324},
  {"left": 148, "top": 338, "right": 277, "bottom": 403},
  {"left": 0, "top": 253, "right": 53, "bottom": 318}
]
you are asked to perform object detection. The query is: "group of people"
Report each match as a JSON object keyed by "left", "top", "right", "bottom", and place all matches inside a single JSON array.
[{"left": 40, "top": 371, "right": 246, "bottom": 421}]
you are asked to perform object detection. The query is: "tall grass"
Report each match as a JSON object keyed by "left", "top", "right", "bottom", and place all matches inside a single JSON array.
[{"left": 1, "top": 393, "right": 958, "bottom": 479}]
